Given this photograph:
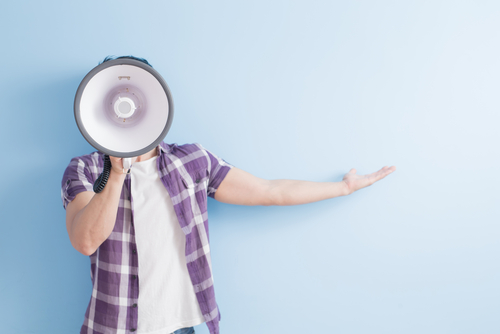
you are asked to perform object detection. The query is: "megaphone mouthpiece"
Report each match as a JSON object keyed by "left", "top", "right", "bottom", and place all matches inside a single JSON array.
[{"left": 114, "top": 97, "right": 136, "bottom": 118}]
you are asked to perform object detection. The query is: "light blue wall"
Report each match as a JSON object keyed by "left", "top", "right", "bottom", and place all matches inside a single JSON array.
[{"left": 1, "top": 1, "right": 499, "bottom": 333}]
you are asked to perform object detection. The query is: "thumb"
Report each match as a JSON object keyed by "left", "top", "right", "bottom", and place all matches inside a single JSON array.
[{"left": 349, "top": 168, "right": 357, "bottom": 174}]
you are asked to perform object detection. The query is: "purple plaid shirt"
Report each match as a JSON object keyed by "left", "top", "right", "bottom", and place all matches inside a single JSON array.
[{"left": 61, "top": 142, "right": 233, "bottom": 334}]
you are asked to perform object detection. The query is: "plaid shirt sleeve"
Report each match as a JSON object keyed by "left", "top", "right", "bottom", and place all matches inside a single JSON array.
[
  {"left": 197, "top": 144, "right": 234, "bottom": 199},
  {"left": 61, "top": 156, "right": 95, "bottom": 209}
]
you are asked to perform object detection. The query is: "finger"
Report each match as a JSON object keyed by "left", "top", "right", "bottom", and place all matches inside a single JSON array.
[
  {"left": 374, "top": 166, "right": 396, "bottom": 180},
  {"left": 365, "top": 168, "right": 387, "bottom": 181},
  {"left": 349, "top": 168, "right": 357, "bottom": 174},
  {"left": 109, "top": 156, "right": 123, "bottom": 168},
  {"left": 379, "top": 166, "right": 395, "bottom": 173},
  {"left": 379, "top": 166, "right": 395, "bottom": 176}
]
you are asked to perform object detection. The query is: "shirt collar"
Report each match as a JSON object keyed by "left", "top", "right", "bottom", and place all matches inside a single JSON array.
[{"left": 157, "top": 141, "right": 175, "bottom": 154}]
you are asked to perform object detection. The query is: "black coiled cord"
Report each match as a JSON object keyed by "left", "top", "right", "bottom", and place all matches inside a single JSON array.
[{"left": 93, "top": 155, "right": 111, "bottom": 193}]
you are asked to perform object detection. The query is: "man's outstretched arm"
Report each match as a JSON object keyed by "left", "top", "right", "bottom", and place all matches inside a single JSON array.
[{"left": 214, "top": 166, "right": 396, "bottom": 206}]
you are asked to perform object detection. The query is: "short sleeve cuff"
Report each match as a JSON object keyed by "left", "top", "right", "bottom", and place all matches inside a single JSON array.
[
  {"left": 199, "top": 144, "right": 234, "bottom": 199},
  {"left": 61, "top": 158, "right": 94, "bottom": 209},
  {"left": 207, "top": 163, "right": 233, "bottom": 199}
]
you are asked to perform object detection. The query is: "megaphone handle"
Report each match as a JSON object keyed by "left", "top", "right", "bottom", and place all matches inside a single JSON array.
[
  {"left": 93, "top": 155, "right": 111, "bottom": 193},
  {"left": 123, "top": 158, "right": 132, "bottom": 173}
]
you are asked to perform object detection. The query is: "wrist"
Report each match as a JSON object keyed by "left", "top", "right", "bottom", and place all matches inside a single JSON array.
[
  {"left": 111, "top": 165, "right": 131, "bottom": 175},
  {"left": 341, "top": 181, "right": 352, "bottom": 196},
  {"left": 109, "top": 168, "right": 127, "bottom": 182}
]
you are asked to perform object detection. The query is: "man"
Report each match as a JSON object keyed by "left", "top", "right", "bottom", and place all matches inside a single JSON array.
[{"left": 62, "top": 56, "right": 396, "bottom": 334}]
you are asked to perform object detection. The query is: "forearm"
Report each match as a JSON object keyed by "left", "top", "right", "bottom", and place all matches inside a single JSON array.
[
  {"left": 71, "top": 171, "right": 126, "bottom": 255},
  {"left": 270, "top": 179, "right": 349, "bottom": 206}
]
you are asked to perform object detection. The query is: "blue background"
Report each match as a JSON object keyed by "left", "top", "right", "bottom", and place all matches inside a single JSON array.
[{"left": 1, "top": 1, "right": 499, "bottom": 333}]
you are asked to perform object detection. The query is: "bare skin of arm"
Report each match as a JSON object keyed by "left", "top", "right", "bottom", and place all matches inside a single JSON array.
[
  {"left": 65, "top": 150, "right": 156, "bottom": 256},
  {"left": 66, "top": 171, "right": 125, "bottom": 256},
  {"left": 214, "top": 166, "right": 396, "bottom": 206}
]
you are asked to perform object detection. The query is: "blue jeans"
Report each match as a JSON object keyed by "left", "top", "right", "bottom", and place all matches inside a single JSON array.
[{"left": 173, "top": 327, "right": 195, "bottom": 334}]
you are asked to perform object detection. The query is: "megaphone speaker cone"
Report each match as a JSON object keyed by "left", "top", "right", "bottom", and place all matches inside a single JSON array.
[{"left": 74, "top": 58, "right": 174, "bottom": 158}]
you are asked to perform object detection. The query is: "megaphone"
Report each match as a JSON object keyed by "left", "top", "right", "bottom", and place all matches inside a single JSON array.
[{"left": 74, "top": 58, "right": 174, "bottom": 172}]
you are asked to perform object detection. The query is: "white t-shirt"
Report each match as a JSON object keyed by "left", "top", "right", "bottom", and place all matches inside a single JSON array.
[{"left": 131, "top": 156, "right": 205, "bottom": 333}]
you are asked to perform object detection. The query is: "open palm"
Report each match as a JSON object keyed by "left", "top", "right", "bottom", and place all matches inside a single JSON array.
[{"left": 342, "top": 166, "right": 396, "bottom": 195}]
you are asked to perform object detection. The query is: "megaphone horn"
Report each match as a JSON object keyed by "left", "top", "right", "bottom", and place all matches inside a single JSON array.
[{"left": 74, "top": 57, "right": 174, "bottom": 191}]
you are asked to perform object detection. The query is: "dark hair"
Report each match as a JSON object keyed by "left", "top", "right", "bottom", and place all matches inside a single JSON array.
[{"left": 100, "top": 55, "right": 153, "bottom": 68}]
